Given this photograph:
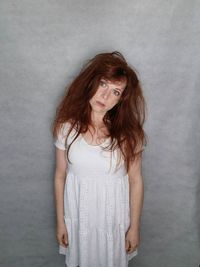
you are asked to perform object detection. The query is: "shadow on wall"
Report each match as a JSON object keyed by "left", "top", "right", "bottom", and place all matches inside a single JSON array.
[{"left": 195, "top": 175, "right": 200, "bottom": 246}]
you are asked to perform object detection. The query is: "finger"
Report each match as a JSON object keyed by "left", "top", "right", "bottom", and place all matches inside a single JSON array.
[
  {"left": 127, "top": 249, "right": 133, "bottom": 254},
  {"left": 63, "top": 234, "right": 68, "bottom": 247},
  {"left": 58, "top": 236, "right": 66, "bottom": 247},
  {"left": 60, "top": 241, "right": 67, "bottom": 247},
  {"left": 125, "top": 239, "right": 130, "bottom": 251},
  {"left": 127, "top": 245, "right": 137, "bottom": 254},
  {"left": 127, "top": 245, "right": 134, "bottom": 253}
]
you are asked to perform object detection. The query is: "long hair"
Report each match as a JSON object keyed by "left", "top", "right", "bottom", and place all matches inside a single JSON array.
[{"left": 52, "top": 51, "right": 147, "bottom": 173}]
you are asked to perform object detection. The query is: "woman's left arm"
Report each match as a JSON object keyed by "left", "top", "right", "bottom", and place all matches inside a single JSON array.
[{"left": 128, "top": 154, "right": 144, "bottom": 231}]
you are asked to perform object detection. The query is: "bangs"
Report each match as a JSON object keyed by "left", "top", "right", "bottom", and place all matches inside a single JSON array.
[{"left": 101, "top": 66, "right": 128, "bottom": 83}]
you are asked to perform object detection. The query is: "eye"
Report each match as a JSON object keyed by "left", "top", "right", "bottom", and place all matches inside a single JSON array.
[
  {"left": 113, "top": 90, "right": 121, "bottom": 96},
  {"left": 99, "top": 80, "right": 107, "bottom": 88}
]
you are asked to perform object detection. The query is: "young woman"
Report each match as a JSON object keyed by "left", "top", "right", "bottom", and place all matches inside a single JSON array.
[{"left": 52, "top": 51, "right": 147, "bottom": 267}]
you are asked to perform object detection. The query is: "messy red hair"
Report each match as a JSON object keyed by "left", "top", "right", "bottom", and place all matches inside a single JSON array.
[{"left": 52, "top": 51, "right": 147, "bottom": 172}]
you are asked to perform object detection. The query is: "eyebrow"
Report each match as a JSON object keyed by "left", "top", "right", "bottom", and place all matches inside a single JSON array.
[
  {"left": 113, "top": 88, "right": 122, "bottom": 93},
  {"left": 113, "top": 86, "right": 124, "bottom": 92},
  {"left": 100, "top": 79, "right": 124, "bottom": 91}
]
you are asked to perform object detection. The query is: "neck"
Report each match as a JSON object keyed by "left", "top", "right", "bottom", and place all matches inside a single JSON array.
[{"left": 90, "top": 111, "right": 106, "bottom": 127}]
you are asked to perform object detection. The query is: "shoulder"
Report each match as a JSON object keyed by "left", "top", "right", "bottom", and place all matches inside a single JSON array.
[
  {"left": 59, "top": 120, "right": 77, "bottom": 133},
  {"left": 61, "top": 121, "right": 72, "bottom": 133},
  {"left": 62, "top": 120, "right": 79, "bottom": 139},
  {"left": 54, "top": 121, "right": 77, "bottom": 150},
  {"left": 135, "top": 142, "right": 146, "bottom": 153},
  {"left": 55, "top": 121, "right": 75, "bottom": 141}
]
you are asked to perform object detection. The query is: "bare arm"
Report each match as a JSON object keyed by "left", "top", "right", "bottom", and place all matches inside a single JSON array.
[
  {"left": 128, "top": 154, "right": 144, "bottom": 231},
  {"left": 54, "top": 148, "right": 67, "bottom": 225}
]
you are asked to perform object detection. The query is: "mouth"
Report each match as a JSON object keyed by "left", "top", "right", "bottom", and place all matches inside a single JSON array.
[{"left": 96, "top": 101, "right": 105, "bottom": 107}]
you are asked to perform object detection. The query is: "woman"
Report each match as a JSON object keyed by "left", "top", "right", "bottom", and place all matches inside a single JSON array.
[{"left": 52, "top": 51, "right": 147, "bottom": 267}]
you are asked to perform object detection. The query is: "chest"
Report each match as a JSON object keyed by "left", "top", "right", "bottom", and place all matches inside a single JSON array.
[{"left": 66, "top": 133, "right": 127, "bottom": 179}]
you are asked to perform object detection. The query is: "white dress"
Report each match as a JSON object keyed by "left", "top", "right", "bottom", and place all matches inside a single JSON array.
[{"left": 54, "top": 122, "right": 139, "bottom": 267}]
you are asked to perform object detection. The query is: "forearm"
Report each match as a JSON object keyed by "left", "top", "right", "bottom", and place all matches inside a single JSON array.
[
  {"left": 54, "top": 173, "right": 66, "bottom": 225},
  {"left": 129, "top": 176, "right": 144, "bottom": 230}
]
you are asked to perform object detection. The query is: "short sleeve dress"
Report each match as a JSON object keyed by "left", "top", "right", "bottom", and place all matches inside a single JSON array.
[{"left": 54, "top": 122, "right": 144, "bottom": 267}]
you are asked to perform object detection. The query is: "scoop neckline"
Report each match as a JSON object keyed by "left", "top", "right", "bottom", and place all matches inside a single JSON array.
[{"left": 80, "top": 133, "right": 109, "bottom": 147}]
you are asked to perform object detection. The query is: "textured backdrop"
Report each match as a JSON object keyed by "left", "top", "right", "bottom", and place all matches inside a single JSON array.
[{"left": 0, "top": 0, "right": 199, "bottom": 266}]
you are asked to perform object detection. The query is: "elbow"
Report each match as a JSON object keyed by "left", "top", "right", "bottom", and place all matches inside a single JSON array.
[
  {"left": 129, "top": 174, "right": 144, "bottom": 185},
  {"left": 54, "top": 168, "right": 66, "bottom": 181}
]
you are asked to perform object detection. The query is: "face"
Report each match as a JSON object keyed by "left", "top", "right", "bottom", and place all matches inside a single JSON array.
[{"left": 89, "top": 78, "right": 127, "bottom": 114}]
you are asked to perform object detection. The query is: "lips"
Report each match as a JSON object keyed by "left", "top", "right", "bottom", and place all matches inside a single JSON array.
[{"left": 96, "top": 101, "right": 105, "bottom": 107}]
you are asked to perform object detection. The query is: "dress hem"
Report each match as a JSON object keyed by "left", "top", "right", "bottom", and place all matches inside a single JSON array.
[{"left": 59, "top": 244, "right": 138, "bottom": 264}]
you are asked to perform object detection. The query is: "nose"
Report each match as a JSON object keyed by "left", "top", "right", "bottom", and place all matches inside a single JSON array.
[{"left": 102, "top": 89, "right": 111, "bottom": 99}]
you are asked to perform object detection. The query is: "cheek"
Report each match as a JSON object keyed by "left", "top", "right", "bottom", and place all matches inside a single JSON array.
[{"left": 92, "top": 88, "right": 100, "bottom": 98}]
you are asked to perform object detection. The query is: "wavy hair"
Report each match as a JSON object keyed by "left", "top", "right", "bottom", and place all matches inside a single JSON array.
[{"left": 52, "top": 51, "right": 147, "bottom": 172}]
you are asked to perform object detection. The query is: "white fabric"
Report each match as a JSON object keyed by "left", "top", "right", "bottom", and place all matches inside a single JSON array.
[{"left": 54, "top": 122, "right": 140, "bottom": 267}]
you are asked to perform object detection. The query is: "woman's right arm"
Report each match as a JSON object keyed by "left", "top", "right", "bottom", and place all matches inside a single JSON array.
[
  {"left": 54, "top": 147, "right": 67, "bottom": 225},
  {"left": 53, "top": 122, "right": 70, "bottom": 247},
  {"left": 54, "top": 147, "right": 69, "bottom": 247}
]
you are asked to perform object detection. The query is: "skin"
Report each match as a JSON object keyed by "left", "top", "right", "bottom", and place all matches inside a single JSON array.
[
  {"left": 89, "top": 78, "right": 126, "bottom": 121},
  {"left": 126, "top": 154, "right": 144, "bottom": 254},
  {"left": 85, "top": 78, "right": 127, "bottom": 144},
  {"left": 54, "top": 78, "right": 144, "bottom": 255}
]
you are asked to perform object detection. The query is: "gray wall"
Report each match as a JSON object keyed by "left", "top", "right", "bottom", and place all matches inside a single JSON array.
[{"left": 0, "top": 0, "right": 199, "bottom": 266}]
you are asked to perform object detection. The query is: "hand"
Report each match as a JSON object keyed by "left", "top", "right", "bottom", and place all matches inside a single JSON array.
[
  {"left": 125, "top": 227, "right": 140, "bottom": 254},
  {"left": 56, "top": 221, "right": 69, "bottom": 248}
]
